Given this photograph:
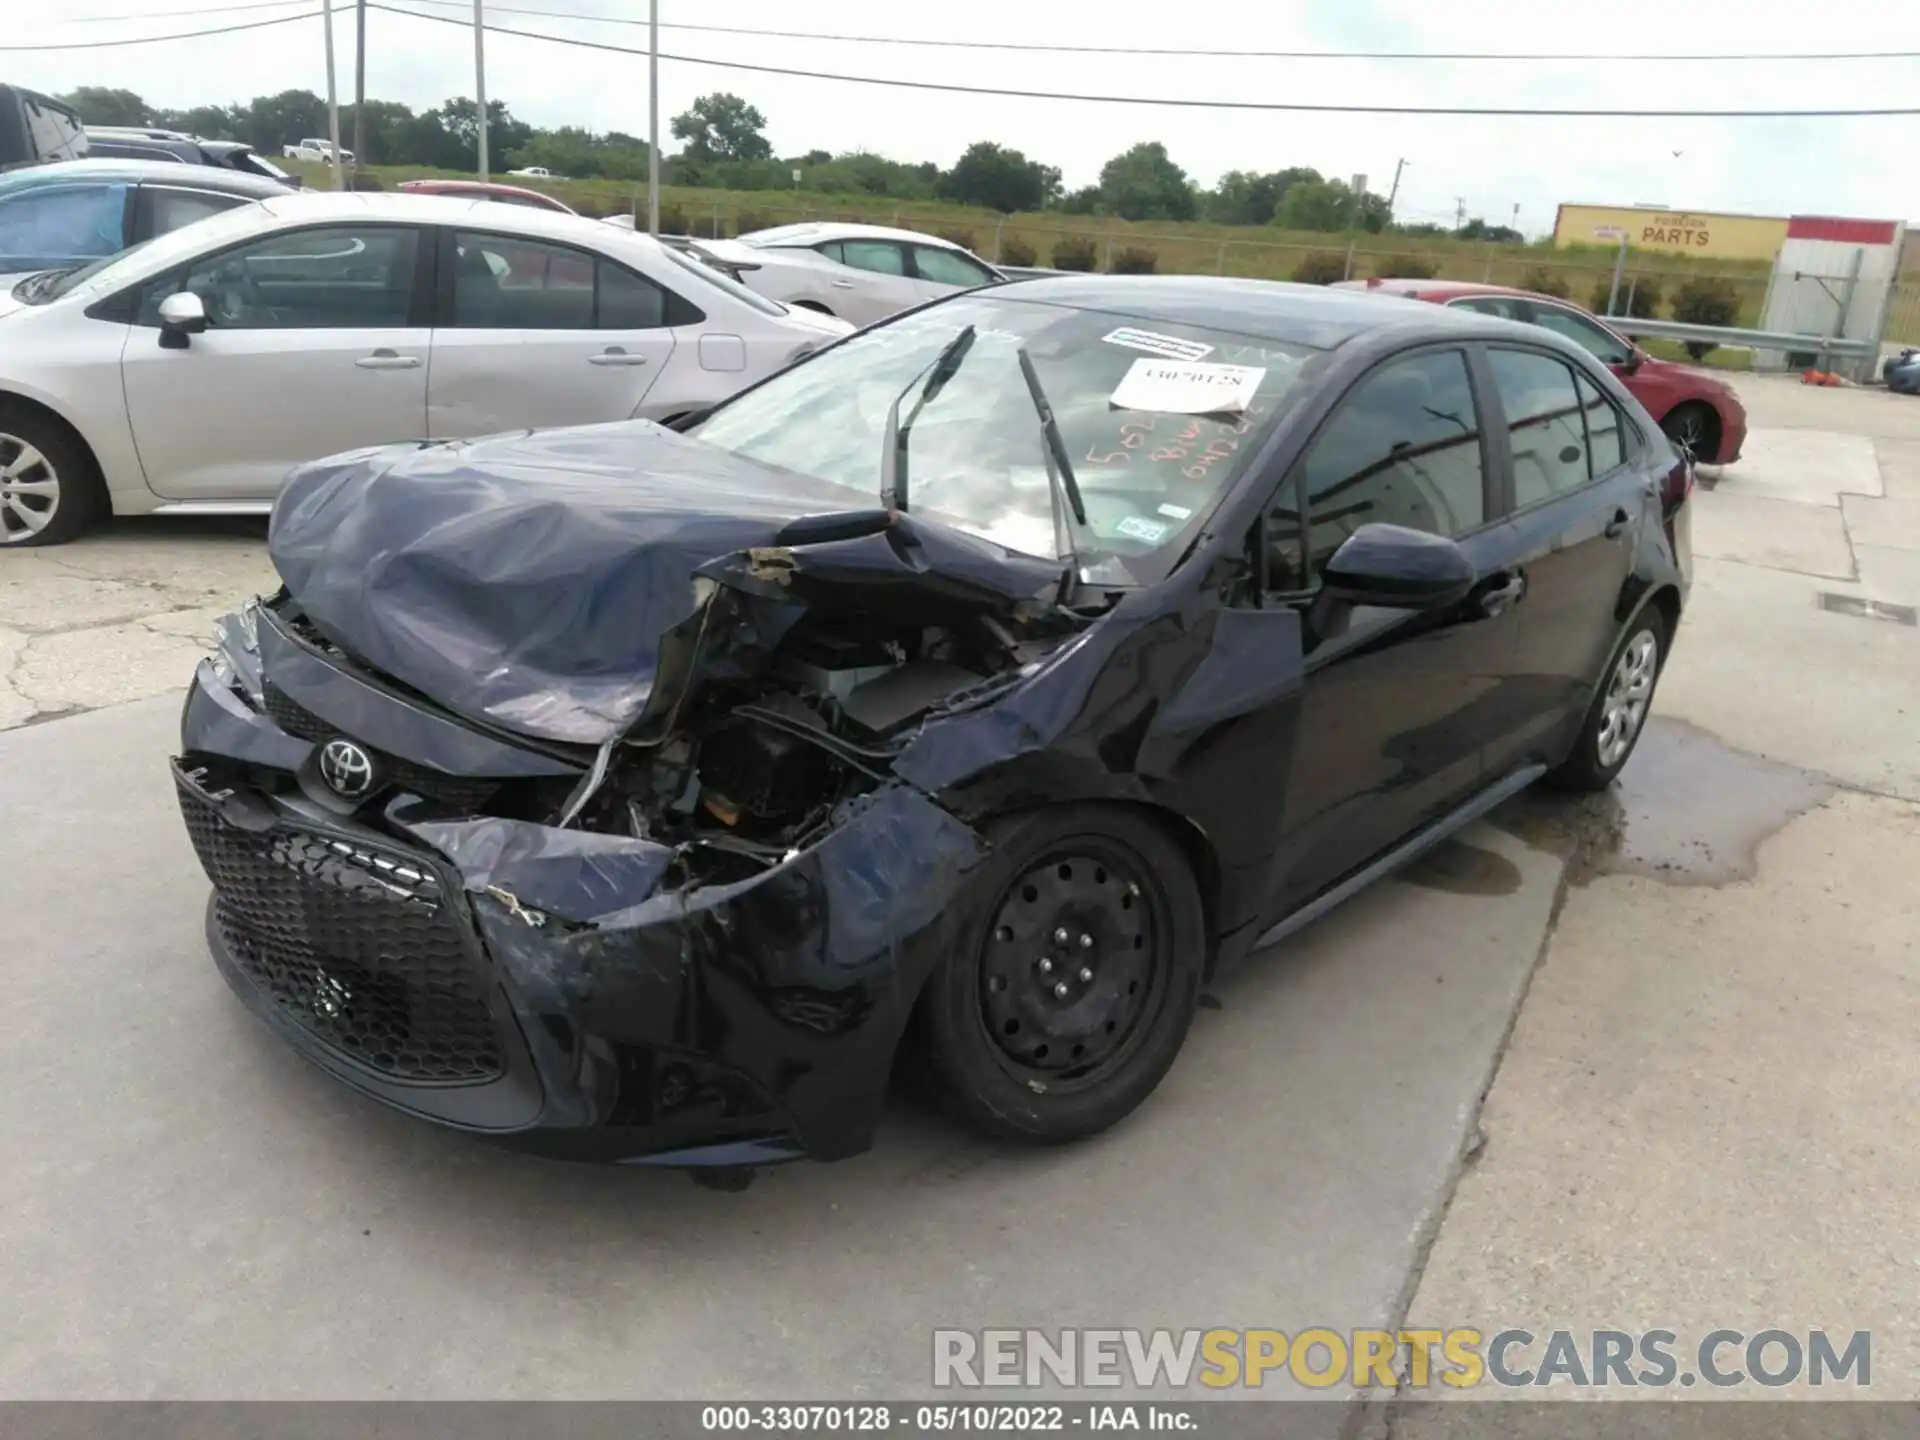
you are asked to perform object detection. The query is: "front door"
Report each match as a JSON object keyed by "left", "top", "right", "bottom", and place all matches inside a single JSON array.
[
  {"left": 1259, "top": 346, "right": 1529, "bottom": 914},
  {"left": 426, "top": 229, "right": 673, "bottom": 438},
  {"left": 121, "top": 223, "right": 429, "bottom": 500},
  {"left": 1482, "top": 345, "right": 1647, "bottom": 762}
]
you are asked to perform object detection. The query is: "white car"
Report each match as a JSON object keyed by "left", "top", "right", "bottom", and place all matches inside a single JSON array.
[
  {"left": 294, "top": 139, "right": 354, "bottom": 165},
  {"left": 0, "top": 190, "right": 853, "bottom": 546},
  {"left": 687, "top": 222, "right": 1006, "bottom": 328},
  {"left": 507, "top": 166, "right": 555, "bottom": 179}
]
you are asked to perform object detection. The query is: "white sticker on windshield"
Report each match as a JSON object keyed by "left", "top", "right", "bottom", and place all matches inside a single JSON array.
[
  {"left": 1103, "top": 327, "right": 1215, "bottom": 362},
  {"left": 1110, "top": 359, "right": 1266, "bottom": 416},
  {"left": 1116, "top": 515, "right": 1172, "bottom": 544},
  {"left": 1157, "top": 503, "right": 1194, "bottom": 520}
]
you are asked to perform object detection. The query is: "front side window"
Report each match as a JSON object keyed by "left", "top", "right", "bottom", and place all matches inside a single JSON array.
[
  {"left": 138, "top": 225, "right": 418, "bottom": 329},
  {"left": 1293, "top": 349, "right": 1487, "bottom": 582},
  {"left": 837, "top": 240, "right": 906, "bottom": 276},
  {"left": 0, "top": 184, "right": 126, "bottom": 258},
  {"left": 914, "top": 245, "right": 995, "bottom": 288},
  {"left": 1529, "top": 304, "right": 1634, "bottom": 366},
  {"left": 1488, "top": 348, "right": 1590, "bottom": 507},
  {"left": 691, "top": 294, "right": 1315, "bottom": 584}
]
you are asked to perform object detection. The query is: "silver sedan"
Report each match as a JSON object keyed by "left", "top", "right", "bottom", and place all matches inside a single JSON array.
[{"left": 0, "top": 191, "right": 852, "bottom": 546}]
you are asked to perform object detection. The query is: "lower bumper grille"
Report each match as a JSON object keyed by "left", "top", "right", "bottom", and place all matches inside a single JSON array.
[{"left": 177, "top": 773, "right": 504, "bottom": 1084}]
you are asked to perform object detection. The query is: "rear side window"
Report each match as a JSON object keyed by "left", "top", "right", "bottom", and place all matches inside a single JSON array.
[
  {"left": 1290, "top": 348, "right": 1487, "bottom": 584},
  {"left": 451, "top": 230, "right": 682, "bottom": 330},
  {"left": 1488, "top": 348, "right": 1590, "bottom": 507},
  {"left": 1576, "top": 371, "right": 1626, "bottom": 475},
  {"left": 0, "top": 183, "right": 126, "bottom": 258},
  {"left": 838, "top": 240, "right": 906, "bottom": 276},
  {"left": 139, "top": 186, "right": 250, "bottom": 240}
]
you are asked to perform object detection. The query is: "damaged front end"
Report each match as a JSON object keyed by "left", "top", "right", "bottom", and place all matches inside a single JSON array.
[{"left": 174, "top": 427, "right": 1091, "bottom": 1164}]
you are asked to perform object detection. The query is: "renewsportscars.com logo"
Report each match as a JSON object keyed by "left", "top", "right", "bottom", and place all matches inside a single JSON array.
[{"left": 932, "top": 1328, "right": 1871, "bottom": 1390}]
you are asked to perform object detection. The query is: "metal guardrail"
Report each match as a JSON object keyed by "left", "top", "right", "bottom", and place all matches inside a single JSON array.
[{"left": 1598, "top": 315, "right": 1877, "bottom": 361}]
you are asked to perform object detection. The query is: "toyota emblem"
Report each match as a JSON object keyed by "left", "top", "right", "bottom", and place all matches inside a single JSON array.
[{"left": 319, "top": 738, "right": 376, "bottom": 799}]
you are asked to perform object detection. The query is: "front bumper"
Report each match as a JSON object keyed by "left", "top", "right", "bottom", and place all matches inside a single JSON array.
[{"left": 176, "top": 650, "right": 988, "bottom": 1165}]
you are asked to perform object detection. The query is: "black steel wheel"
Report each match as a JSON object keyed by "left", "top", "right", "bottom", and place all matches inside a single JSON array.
[
  {"left": 915, "top": 805, "right": 1206, "bottom": 1144},
  {"left": 1661, "top": 402, "right": 1718, "bottom": 465}
]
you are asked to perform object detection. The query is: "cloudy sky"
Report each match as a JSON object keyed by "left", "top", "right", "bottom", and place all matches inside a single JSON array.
[{"left": 17, "top": 0, "right": 1920, "bottom": 232}]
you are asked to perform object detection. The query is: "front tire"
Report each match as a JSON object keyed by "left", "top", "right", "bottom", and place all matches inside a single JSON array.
[
  {"left": 1661, "top": 402, "right": 1719, "bottom": 465},
  {"left": 916, "top": 805, "right": 1206, "bottom": 1144},
  {"left": 1545, "top": 607, "right": 1668, "bottom": 793},
  {"left": 0, "top": 407, "right": 104, "bottom": 548}
]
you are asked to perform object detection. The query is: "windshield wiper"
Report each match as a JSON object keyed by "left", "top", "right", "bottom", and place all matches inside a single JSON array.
[
  {"left": 880, "top": 323, "right": 976, "bottom": 511},
  {"left": 1015, "top": 346, "right": 1089, "bottom": 580}
]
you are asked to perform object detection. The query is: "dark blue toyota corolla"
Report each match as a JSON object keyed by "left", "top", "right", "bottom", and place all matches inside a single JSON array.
[{"left": 172, "top": 276, "right": 1692, "bottom": 1177}]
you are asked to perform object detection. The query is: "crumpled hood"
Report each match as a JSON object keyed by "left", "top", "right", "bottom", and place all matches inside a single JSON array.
[
  {"left": 268, "top": 420, "right": 1066, "bottom": 748},
  {"left": 269, "top": 422, "right": 877, "bottom": 746}
]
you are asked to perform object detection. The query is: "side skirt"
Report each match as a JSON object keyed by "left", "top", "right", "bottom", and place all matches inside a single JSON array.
[{"left": 1249, "top": 763, "right": 1548, "bottom": 953}]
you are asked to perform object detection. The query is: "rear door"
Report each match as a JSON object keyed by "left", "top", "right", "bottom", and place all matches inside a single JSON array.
[
  {"left": 425, "top": 227, "right": 678, "bottom": 437},
  {"left": 1480, "top": 344, "right": 1650, "bottom": 762},
  {"left": 813, "top": 239, "right": 920, "bottom": 324},
  {"left": 120, "top": 221, "right": 430, "bottom": 500}
]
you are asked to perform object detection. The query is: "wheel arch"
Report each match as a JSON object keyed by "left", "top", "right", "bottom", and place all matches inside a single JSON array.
[
  {"left": 0, "top": 387, "right": 112, "bottom": 493},
  {"left": 790, "top": 299, "right": 837, "bottom": 317}
]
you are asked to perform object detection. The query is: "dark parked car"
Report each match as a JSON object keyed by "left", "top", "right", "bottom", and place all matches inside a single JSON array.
[
  {"left": 1339, "top": 278, "right": 1747, "bottom": 466},
  {"left": 83, "top": 128, "right": 301, "bottom": 188},
  {"left": 0, "top": 85, "right": 85, "bottom": 171},
  {"left": 0, "top": 159, "right": 287, "bottom": 285},
  {"left": 172, "top": 277, "right": 1692, "bottom": 1176}
]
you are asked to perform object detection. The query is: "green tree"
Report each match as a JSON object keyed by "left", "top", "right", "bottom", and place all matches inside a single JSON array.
[
  {"left": 435, "top": 97, "right": 532, "bottom": 169},
  {"left": 1095, "top": 142, "right": 1196, "bottom": 222},
  {"left": 1456, "top": 218, "right": 1523, "bottom": 243},
  {"left": 937, "top": 141, "right": 1060, "bottom": 214},
  {"left": 151, "top": 104, "right": 244, "bottom": 140},
  {"left": 233, "top": 89, "right": 330, "bottom": 154},
  {"left": 506, "top": 125, "right": 651, "bottom": 180},
  {"left": 670, "top": 93, "right": 772, "bottom": 163},
  {"left": 57, "top": 87, "right": 149, "bottom": 127},
  {"left": 1206, "top": 166, "right": 1321, "bottom": 226},
  {"left": 1274, "top": 178, "right": 1387, "bottom": 233},
  {"left": 1060, "top": 185, "right": 1101, "bottom": 215}
]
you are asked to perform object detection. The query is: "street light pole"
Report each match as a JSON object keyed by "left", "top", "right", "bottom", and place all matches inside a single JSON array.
[
  {"left": 473, "top": 0, "right": 489, "bottom": 180},
  {"left": 647, "top": 0, "right": 660, "bottom": 235},
  {"left": 321, "top": 0, "right": 344, "bottom": 190},
  {"left": 351, "top": 0, "right": 366, "bottom": 186}
]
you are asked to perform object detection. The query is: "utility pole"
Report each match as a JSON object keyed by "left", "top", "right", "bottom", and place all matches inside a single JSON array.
[
  {"left": 351, "top": 0, "right": 366, "bottom": 187},
  {"left": 473, "top": 0, "right": 488, "bottom": 180},
  {"left": 1384, "top": 158, "right": 1405, "bottom": 223},
  {"left": 322, "top": 0, "right": 344, "bottom": 190},
  {"left": 1510, "top": 201, "right": 1520, "bottom": 236},
  {"left": 646, "top": 0, "right": 660, "bottom": 235},
  {"left": 1454, "top": 196, "right": 1466, "bottom": 230}
]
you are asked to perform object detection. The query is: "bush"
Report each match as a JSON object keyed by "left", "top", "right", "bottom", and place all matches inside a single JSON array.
[
  {"left": 1291, "top": 250, "right": 1348, "bottom": 285},
  {"left": 1374, "top": 256, "right": 1438, "bottom": 279},
  {"left": 998, "top": 235, "right": 1037, "bottom": 267},
  {"left": 1111, "top": 246, "right": 1158, "bottom": 274},
  {"left": 657, "top": 203, "right": 688, "bottom": 236},
  {"left": 1670, "top": 276, "right": 1742, "bottom": 359},
  {"left": 732, "top": 208, "right": 774, "bottom": 238},
  {"left": 1589, "top": 273, "right": 1661, "bottom": 319},
  {"left": 1520, "top": 266, "right": 1572, "bottom": 299},
  {"left": 345, "top": 172, "right": 383, "bottom": 191},
  {"left": 1051, "top": 235, "right": 1098, "bottom": 271}
]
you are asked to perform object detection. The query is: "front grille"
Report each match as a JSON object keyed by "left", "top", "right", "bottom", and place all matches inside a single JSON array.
[
  {"left": 177, "top": 776, "right": 504, "bottom": 1084},
  {"left": 261, "top": 682, "right": 501, "bottom": 812}
]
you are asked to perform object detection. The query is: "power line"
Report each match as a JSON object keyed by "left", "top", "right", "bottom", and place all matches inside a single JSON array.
[
  {"left": 0, "top": 9, "right": 319, "bottom": 50},
  {"left": 375, "top": 0, "right": 1920, "bottom": 63},
  {"left": 46, "top": 0, "right": 313, "bottom": 22},
  {"left": 369, "top": 5, "right": 1920, "bottom": 116}
]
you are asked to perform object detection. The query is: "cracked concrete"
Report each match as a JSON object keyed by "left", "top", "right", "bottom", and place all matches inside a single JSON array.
[{"left": 0, "top": 519, "right": 274, "bottom": 729}]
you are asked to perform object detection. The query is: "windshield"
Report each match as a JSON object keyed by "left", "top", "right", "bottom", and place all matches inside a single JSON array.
[
  {"left": 14, "top": 241, "right": 152, "bottom": 304},
  {"left": 659, "top": 241, "right": 790, "bottom": 316},
  {"left": 689, "top": 293, "right": 1314, "bottom": 585},
  {"left": 19, "top": 200, "right": 267, "bottom": 308}
]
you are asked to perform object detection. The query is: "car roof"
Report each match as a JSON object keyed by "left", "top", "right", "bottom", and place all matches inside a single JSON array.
[
  {"left": 990, "top": 273, "right": 1504, "bottom": 350},
  {"left": 0, "top": 157, "right": 288, "bottom": 196},
  {"left": 1333, "top": 277, "right": 1544, "bottom": 302},
  {"left": 259, "top": 188, "right": 651, "bottom": 244},
  {"left": 739, "top": 221, "right": 973, "bottom": 252}
]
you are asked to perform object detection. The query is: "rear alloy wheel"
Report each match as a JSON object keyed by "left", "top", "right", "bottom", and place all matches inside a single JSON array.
[
  {"left": 1545, "top": 607, "right": 1668, "bottom": 793},
  {"left": 0, "top": 413, "right": 102, "bottom": 548},
  {"left": 916, "top": 805, "right": 1205, "bottom": 1144},
  {"left": 1661, "top": 402, "right": 1718, "bottom": 464}
]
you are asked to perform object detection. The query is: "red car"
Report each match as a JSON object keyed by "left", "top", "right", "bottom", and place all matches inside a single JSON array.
[
  {"left": 1338, "top": 278, "right": 1746, "bottom": 465},
  {"left": 397, "top": 178, "right": 576, "bottom": 215}
]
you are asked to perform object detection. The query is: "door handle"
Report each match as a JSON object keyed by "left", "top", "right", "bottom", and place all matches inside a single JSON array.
[
  {"left": 1604, "top": 507, "right": 1631, "bottom": 539},
  {"left": 588, "top": 347, "right": 650, "bottom": 366},
  {"left": 830, "top": 279, "right": 856, "bottom": 289},
  {"left": 354, "top": 349, "right": 421, "bottom": 370},
  {"left": 1475, "top": 571, "right": 1527, "bottom": 617}
]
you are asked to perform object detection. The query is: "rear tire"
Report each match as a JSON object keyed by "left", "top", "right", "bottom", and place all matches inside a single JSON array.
[
  {"left": 1544, "top": 607, "right": 1668, "bottom": 793},
  {"left": 792, "top": 300, "right": 837, "bottom": 317},
  {"left": 1661, "top": 402, "right": 1719, "bottom": 465},
  {"left": 0, "top": 405, "right": 105, "bottom": 548},
  {"left": 916, "top": 805, "right": 1206, "bottom": 1144}
]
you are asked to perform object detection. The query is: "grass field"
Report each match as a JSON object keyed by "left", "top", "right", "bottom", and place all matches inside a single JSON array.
[{"left": 287, "top": 160, "right": 1781, "bottom": 325}]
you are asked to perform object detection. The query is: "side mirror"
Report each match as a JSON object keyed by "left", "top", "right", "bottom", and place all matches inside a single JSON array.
[
  {"left": 156, "top": 291, "right": 208, "bottom": 350},
  {"left": 1321, "top": 523, "right": 1477, "bottom": 611}
]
